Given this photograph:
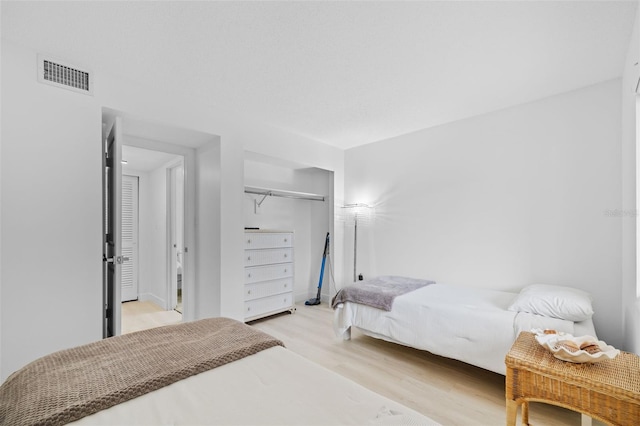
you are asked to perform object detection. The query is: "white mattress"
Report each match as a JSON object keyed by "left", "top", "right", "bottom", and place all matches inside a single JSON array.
[
  {"left": 334, "top": 283, "right": 596, "bottom": 375},
  {"left": 72, "top": 345, "right": 439, "bottom": 425}
]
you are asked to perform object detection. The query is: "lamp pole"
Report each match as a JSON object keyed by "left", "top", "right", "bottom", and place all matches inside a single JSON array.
[
  {"left": 343, "top": 203, "right": 370, "bottom": 283},
  {"left": 353, "top": 212, "right": 358, "bottom": 282}
]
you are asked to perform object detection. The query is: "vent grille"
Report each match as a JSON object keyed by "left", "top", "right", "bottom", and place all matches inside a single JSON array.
[
  {"left": 43, "top": 60, "right": 90, "bottom": 91},
  {"left": 38, "top": 55, "right": 93, "bottom": 95}
]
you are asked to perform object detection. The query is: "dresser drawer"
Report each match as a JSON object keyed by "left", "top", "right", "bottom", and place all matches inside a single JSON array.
[
  {"left": 245, "top": 292, "right": 293, "bottom": 320},
  {"left": 245, "top": 233, "right": 293, "bottom": 250},
  {"left": 245, "top": 278, "right": 293, "bottom": 301},
  {"left": 245, "top": 263, "right": 293, "bottom": 284},
  {"left": 244, "top": 248, "right": 292, "bottom": 267}
]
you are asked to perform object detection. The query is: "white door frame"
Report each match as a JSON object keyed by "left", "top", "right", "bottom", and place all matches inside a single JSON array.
[{"left": 167, "top": 159, "right": 185, "bottom": 311}]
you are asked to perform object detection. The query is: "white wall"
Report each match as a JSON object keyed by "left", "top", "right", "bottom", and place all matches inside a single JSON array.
[
  {"left": 345, "top": 79, "right": 624, "bottom": 348},
  {"left": 1, "top": 41, "right": 103, "bottom": 379},
  {"left": 196, "top": 141, "right": 222, "bottom": 319},
  {"left": 244, "top": 160, "right": 333, "bottom": 302},
  {"left": 622, "top": 5, "right": 640, "bottom": 354},
  {"left": 0, "top": 39, "right": 344, "bottom": 381},
  {"left": 303, "top": 168, "right": 334, "bottom": 301}
]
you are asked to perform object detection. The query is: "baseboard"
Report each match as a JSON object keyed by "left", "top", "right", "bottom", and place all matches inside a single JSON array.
[{"left": 138, "top": 293, "right": 167, "bottom": 310}]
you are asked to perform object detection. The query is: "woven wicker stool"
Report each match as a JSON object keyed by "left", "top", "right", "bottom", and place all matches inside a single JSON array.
[{"left": 505, "top": 332, "right": 640, "bottom": 426}]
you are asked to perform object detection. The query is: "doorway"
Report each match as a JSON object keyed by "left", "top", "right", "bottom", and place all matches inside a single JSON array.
[
  {"left": 102, "top": 107, "right": 221, "bottom": 334},
  {"left": 120, "top": 146, "right": 185, "bottom": 331}
]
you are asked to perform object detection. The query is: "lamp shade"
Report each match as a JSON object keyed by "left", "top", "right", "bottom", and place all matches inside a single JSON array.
[{"left": 341, "top": 203, "right": 375, "bottom": 225}]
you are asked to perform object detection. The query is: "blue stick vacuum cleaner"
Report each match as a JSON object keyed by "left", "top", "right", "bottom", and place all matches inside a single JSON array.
[{"left": 305, "top": 232, "right": 330, "bottom": 306}]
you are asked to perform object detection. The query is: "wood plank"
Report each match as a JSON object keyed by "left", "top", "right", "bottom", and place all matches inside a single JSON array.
[
  {"left": 121, "top": 301, "right": 181, "bottom": 335},
  {"left": 251, "top": 303, "right": 597, "bottom": 426}
]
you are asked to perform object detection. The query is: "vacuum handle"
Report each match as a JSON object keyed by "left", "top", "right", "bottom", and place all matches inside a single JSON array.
[{"left": 322, "top": 232, "right": 330, "bottom": 257}]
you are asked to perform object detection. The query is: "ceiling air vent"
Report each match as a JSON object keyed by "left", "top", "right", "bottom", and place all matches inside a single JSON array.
[{"left": 38, "top": 55, "right": 93, "bottom": 95}]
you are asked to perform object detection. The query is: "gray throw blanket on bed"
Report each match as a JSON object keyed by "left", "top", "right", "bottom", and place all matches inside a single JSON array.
[
  {"left": 331, "top": 275, "right": 436, "bottom": 311},
  {"left": 0, "top": 317, "right": 284, "bottom": 426}
]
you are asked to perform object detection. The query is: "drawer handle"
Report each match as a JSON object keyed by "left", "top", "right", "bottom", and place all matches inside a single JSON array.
[
  {"left": 247, "top": 307, "right": 251, "bottom": 311},
  {"left": 247, "top": 256, "right": 251, "bottom": 261},
  {"left": 284, "top": 269, "right": 287, "bottom": 273},
  {"left": 284, "top": 238, "right": 288, "bottom": 242},
  {"left": 247, "top": 290, "right": 251, "bottom": 295},
  {"left": 247, "top": 239, "right": 251, "bottom": 244},
  {"left": 284, "top": 254, "right": 287, "bottom": 258},
  {"left": 284, "top": 283, "right": 287, "bottom": 288},
  {"left": 248, "top": 273, "right": 251, "bottom": 278}
]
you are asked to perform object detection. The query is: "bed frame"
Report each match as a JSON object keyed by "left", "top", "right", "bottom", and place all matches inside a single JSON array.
[{"left": 333, "top": 279, "right": 597, "bottom": 375}]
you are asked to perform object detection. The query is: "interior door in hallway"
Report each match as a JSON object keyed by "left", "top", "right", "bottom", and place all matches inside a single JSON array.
[{"left": 121, "top": 175, "right": 139, "bottom": 302}]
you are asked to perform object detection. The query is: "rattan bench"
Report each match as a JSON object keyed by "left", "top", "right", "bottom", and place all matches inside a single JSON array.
[{"left": 505, "top": 331, "right": 640, "bottom": 426}]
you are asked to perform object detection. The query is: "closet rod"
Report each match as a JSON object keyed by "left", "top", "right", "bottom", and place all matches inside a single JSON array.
[{"left": 244, "top": 185, "right": 325, "bottom": 203}]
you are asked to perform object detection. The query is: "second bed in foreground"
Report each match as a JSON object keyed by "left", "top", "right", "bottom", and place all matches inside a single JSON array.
[{"left": 0, "top": 317, "right": 439, "bottom": 426}]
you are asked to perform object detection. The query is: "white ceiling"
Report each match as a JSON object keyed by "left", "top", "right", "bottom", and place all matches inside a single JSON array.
[{"left": 2, "top": 1, "right": 637, "bottom": 150}]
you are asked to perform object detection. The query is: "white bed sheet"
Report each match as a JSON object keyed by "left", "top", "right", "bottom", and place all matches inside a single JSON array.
[
  {"left": 334, "top": 283, "right": 596, "bottom": 375},
  {"left": 72, "top": 345, "right": 439, "bottom": 426}
]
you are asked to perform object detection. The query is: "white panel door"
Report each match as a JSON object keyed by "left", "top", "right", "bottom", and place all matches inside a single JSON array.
[{"left": 121, "top": 175, "right": 139, "bottom": 302}]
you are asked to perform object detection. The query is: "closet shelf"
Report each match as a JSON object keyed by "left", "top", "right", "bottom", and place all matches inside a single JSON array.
[{"left": 244, "top": 185, "right": 325, "bottom": 203}]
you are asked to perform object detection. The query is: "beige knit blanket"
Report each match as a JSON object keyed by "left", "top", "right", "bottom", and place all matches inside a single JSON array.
[{"left": 0, "top": 317, "right": 284, "bottom": 426}]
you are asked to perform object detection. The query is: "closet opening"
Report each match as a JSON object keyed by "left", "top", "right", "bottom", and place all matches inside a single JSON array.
[{"left": 243, "top": 151, "right": 335, "bottom": 315}]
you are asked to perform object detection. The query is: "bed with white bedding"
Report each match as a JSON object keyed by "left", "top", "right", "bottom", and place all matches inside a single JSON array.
[
  {"left": 333, "top": 277, "right": 597, "bottom": 375},
  {"left": 72, "top": 345, "right": 437, "bottom": 426},
  {"left": 0, "top": 317, "right": 439, "bottom": 426}
]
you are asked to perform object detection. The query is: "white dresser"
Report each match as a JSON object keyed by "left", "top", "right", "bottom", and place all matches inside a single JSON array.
[{"left": 244, "top": 230, "right": 295, "bottom": 321}]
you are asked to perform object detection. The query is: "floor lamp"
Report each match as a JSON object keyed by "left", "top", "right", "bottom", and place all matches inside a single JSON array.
[{"left": 342, "top": 203, "right": 373, "bottom": 282}]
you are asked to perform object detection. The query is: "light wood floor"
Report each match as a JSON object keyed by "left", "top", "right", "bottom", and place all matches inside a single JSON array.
[
  {"left": 122, "top": 301, "right": 597, "bottom": 425},
  {"left": 121, "top": 300, "right": 182, "bottom": 334},
  {"left": 252, "top": 303, "right": 601, "bottom": 426}
]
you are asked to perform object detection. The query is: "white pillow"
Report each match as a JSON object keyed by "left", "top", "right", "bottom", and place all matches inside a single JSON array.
[{"left": 508, "top": 284, "right": 594, "bottom": 322}]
